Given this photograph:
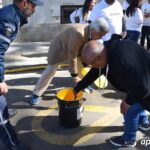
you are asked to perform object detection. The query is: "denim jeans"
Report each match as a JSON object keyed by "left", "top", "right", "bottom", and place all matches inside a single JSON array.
[
  {"left": 123, "top": 103, "right": 149, "bottom": 142},
  {"left": 127, "top": 30, "right": 141, "bottom": 43}
]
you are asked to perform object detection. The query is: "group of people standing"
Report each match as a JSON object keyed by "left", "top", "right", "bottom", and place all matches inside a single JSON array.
[
  {"left": 122, "top": 0, "right": 150, "bottom": 50},
  {"left": 70, "top": 0, "right": 150, "bottom": 50}
]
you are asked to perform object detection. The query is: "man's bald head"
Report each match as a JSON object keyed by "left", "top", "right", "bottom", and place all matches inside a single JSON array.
[{"left": 82, "top": 40, "right": 104, "bottom": 65}]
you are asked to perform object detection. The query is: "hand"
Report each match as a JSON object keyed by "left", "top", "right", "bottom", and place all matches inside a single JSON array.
[
  {"left": 73, "top": 76, "right": 81, "bottom": 84},
  {"left": 73, "top": 88, "right": 78, "bottom": 100},
  {"left": 0, "top": 82, "right": 8, "bottom": 95},
  {"left": 120, "top": 100, "right": 130, "bottom": 115},
  {"left": 122, "top": 31, "right": 127, "bottom": 39}
]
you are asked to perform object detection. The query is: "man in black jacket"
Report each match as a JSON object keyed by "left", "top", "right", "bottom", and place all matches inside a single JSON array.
[{"left": 74, "top": 34, "right": 150, "bottom": 147}]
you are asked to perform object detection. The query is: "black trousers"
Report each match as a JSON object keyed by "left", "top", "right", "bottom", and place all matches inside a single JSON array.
[
  {"left": 0, "top": 95, "right": 19, "bottom": 148},
  {"left": 140, "top": 25, "right": 150, "bottom": 50}
]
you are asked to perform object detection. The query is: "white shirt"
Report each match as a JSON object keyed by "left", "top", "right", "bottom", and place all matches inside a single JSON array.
[
  {"left": 70, "top": 8, "right": 91, "bottom": 24},
  {"left": 141, "top": 3, "right": 150, "bottom": 26},
  {"left": 0, "top": 0, "right": 2, "bottom": 8},
  {"left": 126, "top": 8, "right": 143, "bottom": 32},
  {"left": 122, "top": 0, "right": 129, "bottom": 11},
  {"left": 89, "top": 0, "right": 123, "bottom": 41}
]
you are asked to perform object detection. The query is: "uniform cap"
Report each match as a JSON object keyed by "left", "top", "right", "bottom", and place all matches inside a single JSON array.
[{"left": 27, "top": 0, "right": 44, "bottom": 6}]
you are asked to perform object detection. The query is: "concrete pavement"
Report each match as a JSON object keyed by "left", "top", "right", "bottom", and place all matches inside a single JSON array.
[
  {"left": 5, "top": 42, "right": 49, "bottom": 68},
  {"left": 0, "top": 42, "right": 149, "bottom": 150},
  {"left": 1, "top": 68, "right": 149, "bottom": 150}
]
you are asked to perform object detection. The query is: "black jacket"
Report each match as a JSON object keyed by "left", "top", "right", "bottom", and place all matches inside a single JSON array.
[{"left": 75, "top": 36, "right": 150, "bottom": 111}]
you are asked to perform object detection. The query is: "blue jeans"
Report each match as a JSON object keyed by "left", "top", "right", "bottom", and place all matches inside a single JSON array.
[
  {"left": 127, "top": 30, "right": 141, "bottom": 43},
  {"left": 123, "top": 103, "right": 149, "bottom": 142},
  {"left": 0, "top": 95, "right": 19, "bottom": 148}
]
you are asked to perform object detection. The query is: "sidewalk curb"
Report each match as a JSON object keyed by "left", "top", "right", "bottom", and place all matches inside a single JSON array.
[{"left": 5, "top": 64, "right": 69, "bottom": 73}]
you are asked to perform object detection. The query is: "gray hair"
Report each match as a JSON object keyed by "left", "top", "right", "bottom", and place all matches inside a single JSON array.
[
  {"left": 90, "top": 17, "right": 109, "bottom": 33},
  {"left": 82, "top": 40, "right": 104, "bottom": 64}
]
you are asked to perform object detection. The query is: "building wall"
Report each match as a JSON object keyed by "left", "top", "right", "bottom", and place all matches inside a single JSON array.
[
  {"left": 2, "top": 0, "right": 148, "bottom": 42},
  {"left": 2, "top": 0, "right": 128, "bottom": 25},
  {"left": 3, "top": 0, "right": 86, "bottom": 25}
]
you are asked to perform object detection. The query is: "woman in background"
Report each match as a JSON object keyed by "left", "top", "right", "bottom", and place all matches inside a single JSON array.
[
  {"left": 70, "top": 0, "right": 96, "bottom": 23},
  {"left": 70, "top": 0, "right": 97, "bottom": 93},
  {"left": 125, "top": 0, "right": 143, "bottom": 42},
  {"left": 122, "top": 0, "right": 131, "bottom": 14},
  {"left": 140, "top": 0, "right": 150, "bottom": 50}
]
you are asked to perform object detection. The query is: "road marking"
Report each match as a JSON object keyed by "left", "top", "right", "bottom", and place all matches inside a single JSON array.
[
  {"left": 5, "top": 64, "right": 68, "bottom": 73},
  {"left": 32, "top": 104, "right": 121, "bottom": 145},
  {"left": 84, "top": 105, "right": 112, "bottom": 113},
  {"left": 5, "top": 65, "right": 46, "bottom": 73}
]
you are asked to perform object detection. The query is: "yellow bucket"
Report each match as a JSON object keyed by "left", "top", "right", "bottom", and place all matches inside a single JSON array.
[
  {"left": 94, "top": 75, "right": 108, "bottom": 88},
  {"left": 56, "top": 88, "right": 84, "bottom": 128},
  {"left": 81, "top": 67, "right": 90, "bottom": 77},
  {"left": 81, "top": 67, "right": 108, "bottom": 89}
]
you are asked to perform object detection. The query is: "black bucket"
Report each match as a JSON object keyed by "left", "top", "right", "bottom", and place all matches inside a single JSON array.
[{"left": 56, "top": 88, "right": 84, "bottom": 128}]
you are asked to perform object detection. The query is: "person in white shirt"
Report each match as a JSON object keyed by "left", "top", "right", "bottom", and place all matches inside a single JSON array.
[
  {"left": 89, "top": 0, "right": 124, "bottom": 42},
  {"left": 125, "top": 0, "right": 143, "bottom": 42},
  {"left": 70, "top": 0, "right": 96, "bottom": 24},
  {"left": 70, "top": 0, "right": 97, "bottom": 93},
  {"left": 0, "top": 0, "right": 2, "bottom": 8},
  {"left": 122, "top": 0, "right": 130, "bottom": 14},
  {"left": 140, "top": 0, "right": 150, "bottom": 50}
]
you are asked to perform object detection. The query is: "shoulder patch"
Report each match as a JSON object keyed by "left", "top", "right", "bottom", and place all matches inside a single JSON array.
[
  {"left": 5, "top": 27, "right": 13, "bottom": 37},
  {"left": 4, "top": 23, "right": 15, "bottom": 37}
]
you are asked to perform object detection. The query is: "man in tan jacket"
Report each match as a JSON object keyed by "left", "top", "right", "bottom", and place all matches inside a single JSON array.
[{"left": 31, "top": 17, "right": 109, "bottom": 105}]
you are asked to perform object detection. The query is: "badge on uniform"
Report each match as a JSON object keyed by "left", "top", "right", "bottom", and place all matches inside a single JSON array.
[{"left": 5, "top": 27, "right": 13, "bottom": 37}]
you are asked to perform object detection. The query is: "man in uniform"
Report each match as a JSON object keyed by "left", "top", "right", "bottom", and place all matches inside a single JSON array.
[{"left": 0, "top": 0, "right": 43, "bottom": 150}]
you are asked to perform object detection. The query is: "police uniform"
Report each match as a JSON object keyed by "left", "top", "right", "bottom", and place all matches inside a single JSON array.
[{"left": 0, "top": 4, "right": 27, "bottom": 148}]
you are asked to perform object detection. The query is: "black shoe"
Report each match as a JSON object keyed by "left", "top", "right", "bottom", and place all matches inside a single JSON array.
[
  {"left": 109, "top": 136, "right": 136, "bottom": 147},
  {"left": 8, "top": 109, "right": 17, "bottom": 118},
  {"left": 9, "top": 141, "right": 30, "bottom": 150}
]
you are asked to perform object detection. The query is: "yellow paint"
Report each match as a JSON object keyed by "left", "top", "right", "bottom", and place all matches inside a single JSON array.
[
  {"left": 56, "top": 88, "right": 83, "bottom": 101},
  {"left": 5, "top": 64, "right": 69, "bottom": 73},
  {"left": 84, "top": 105, "right": 112, "bottom": 113},
  {"left": 31, "top": 104, "right": 121, "bottom": 146},
  {"left": 5, "top": 65, "right": 46, "bottom": 73}
]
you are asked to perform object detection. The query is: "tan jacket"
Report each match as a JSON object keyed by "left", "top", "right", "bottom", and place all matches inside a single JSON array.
[{"left": 48, "top": 24, "right": 90, "bottom": 74}]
